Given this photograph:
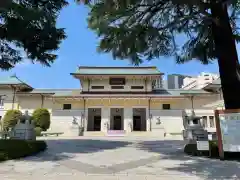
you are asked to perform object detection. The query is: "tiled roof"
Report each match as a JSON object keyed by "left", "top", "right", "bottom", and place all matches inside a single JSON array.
[
  {"left": 0, "top": 76, "right": 24, "bottom": 85},
  {"left": 0, "top": 76, "right": 32, "bottom": 89},
  {"left": 17, "top": 89, "right": 81, "bottom": 95},
  {"left": 71, "top": 66, "right": 162, "bottom": 75},
  {"left": 51, "top": 89, "right": 210, "bottom": 97},
  {"left": 51, "top": 90, "right": 81, "bottom": 96}
]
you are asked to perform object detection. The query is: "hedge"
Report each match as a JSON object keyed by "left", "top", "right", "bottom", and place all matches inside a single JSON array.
[
  {"left": 184, "top": 140, "right": 240, "bottom": 160},
  {"left": 32, "top": 108, "right": 50, "bottom": 131},
  {"left": 2, "top": 110, "right": 22, "bottom": 130},
  {"left": 0, "top": 140, "right": 47, "bottom": 161}
]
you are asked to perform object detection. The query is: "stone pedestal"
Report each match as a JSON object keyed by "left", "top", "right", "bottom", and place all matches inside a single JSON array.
[{"left": 10, "top": 120, "right": 36, "bottom": 140}]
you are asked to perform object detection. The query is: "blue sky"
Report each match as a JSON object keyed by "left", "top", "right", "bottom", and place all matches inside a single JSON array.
[{"left": 0, "top": 1, "right": 220, "bottom": 89}]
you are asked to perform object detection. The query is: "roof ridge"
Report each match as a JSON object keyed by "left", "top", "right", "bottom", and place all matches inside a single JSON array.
[{"left": 78, "top": 66, "right": 158, "bottom": 69}]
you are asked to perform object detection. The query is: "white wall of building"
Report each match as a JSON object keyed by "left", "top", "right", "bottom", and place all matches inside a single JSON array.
[
  {"left": 80, "top": 77, "right": 153, "bottom": 92},
  {"left": 182, "top": 72, "right": 219, "bottom": 89}
]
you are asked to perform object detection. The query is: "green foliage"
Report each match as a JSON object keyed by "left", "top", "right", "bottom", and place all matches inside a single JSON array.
[
  {"left": 32, "top": 108, "right": 50, "bottom": 131},
  {"left": 2, "top": 110, "right": 22, "bottom": 130},
  {"left": 34, "top": 127, "right": 43, "bottom": 137},
  {"left": 80, "top": 0, "right": 240, "bottom": 65},
  {"left": 184, "top": 141, "right": 219, "bottom": 157},
  {"left": 0, "top": 140, "right": 47, "bottom": 161},
  {"left": 209, "top": 140, "right": 219, "bottom": 157},
  {"left": 0, "top": 0, "right": 68, "bottom": 70},
  {"left": 184, "top": 143, "right": 198, "bottom": 156}
]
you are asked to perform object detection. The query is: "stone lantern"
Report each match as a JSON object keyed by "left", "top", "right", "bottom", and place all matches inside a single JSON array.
[{"left": 183, "top": 110, "right": 208, "bottom": 144}]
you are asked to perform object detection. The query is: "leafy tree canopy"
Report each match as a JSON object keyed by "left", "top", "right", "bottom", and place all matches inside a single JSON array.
[
  {"left": 0, "top": 0, "right": 68, "bottom": 70},
  {"left": 80, "top": 0, "right": 240, "bottom": 65}
]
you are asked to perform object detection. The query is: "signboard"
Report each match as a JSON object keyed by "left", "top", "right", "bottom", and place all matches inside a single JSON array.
[
  {"left": 197, "top": 141, "right": 209, "bottom": 151},
  {"left": 215, "top": 109, "right": 240, "bottom": 159}
]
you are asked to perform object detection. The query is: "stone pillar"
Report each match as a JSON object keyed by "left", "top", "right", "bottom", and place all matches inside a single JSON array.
[
  {"left": 124, "top": 108, "right": 133, "bottom": 132},
  {"left": 146, "top": 108, "right": 150, "bottom": 132},
  {"left": 101, "top": 107, "right": 110, "bottom": 132},
  {"left": 84, "top": 109, "right": 88, "bottom": 131}
]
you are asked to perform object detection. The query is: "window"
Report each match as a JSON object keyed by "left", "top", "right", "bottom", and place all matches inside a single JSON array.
[
  {"left": 111, "top": 86, "right": 124, "bottom": 89},
  {"left": 63, "top": 104, "right": 71, "bottom": 110},
  {"left": 162, "top": 104, "right": 171, "bottom": 110},
  {"left": 209, "top": 116, "right": 215, "bottom": 128},
  {"left": 109, "top": 78, "right": 125, "bottom": 85},
  {"left": 202, "top": 116, "right": 208, "bottom": 128},
  {"left": 91, "top": 86, "right": 104, "bottom": 89},
  {"left": 131, "top": 86, "right": 144, "bottom": 89}
]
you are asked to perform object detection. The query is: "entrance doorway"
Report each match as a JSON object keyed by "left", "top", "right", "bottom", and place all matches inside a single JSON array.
[
  {"left": 133, "top": 116, "right": 141, "bottom": 131},
  {"left": 87, "top": 108, "right": 101, "bottom": 131},
  {"left": 132, "top": 108, "right": 146, "bottom": 131},
  {"left": 113, "top": 115, "right": 122, "bottom": 130},
  {"left": 110, "top": 108, "right": 124, "bottom": 130},
  {"left": 93, "top": 116, "right": 101, "bottom": 131}
]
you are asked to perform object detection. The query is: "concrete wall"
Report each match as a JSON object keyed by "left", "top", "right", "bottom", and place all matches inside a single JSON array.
[
  {"left": 80, "top": 77, "right": 152, "bottom": 92},
  {"left": 0, "top": 91, "right": 219, "bottom": 136},
  {"left": 51, "top": 109, "right": 84, "bottom": 135},
  {"left": 150, "top": 109, "right": 184, "bottom": 135},
  {"left": 0, "top": 87, "right": 19, "bottom": 118}
]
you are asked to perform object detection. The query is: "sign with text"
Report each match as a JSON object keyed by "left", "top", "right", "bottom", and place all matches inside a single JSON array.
[
  {"left": 218, "top": 112, "right": 240, "bottom": 152},
  {"left": 215, "top": 109, "right": 240, "bottom": 159},
  {"left": 197, "top": 141, "right": 209, "bottom": 151}
]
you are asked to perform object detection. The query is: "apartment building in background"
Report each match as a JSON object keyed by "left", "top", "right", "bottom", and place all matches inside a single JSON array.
[
  {"left": 182, "top": 72, "right": 219, "bottom": 90},
  {"left": 166, "top": 74, "right": 191, "bottom": 89}
]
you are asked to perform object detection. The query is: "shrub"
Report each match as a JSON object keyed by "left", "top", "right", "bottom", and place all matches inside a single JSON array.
[
  {"left": 2, "top": 110, "right": 22, "bottom": 130},
  {"left": 0, "top": 140, "right": 47, "bottom": 161},
  {"left": 32, "top": 108, "right": 50, "bottom": 131},
  {"left": 209, "top": 140, "right": 219, "bottom": 157},
  {"left": 34, "top": 127, "right": 43, "bottom": 136},
  {"left": 184, "top": 143, "right": 198, "bottom": 156}
]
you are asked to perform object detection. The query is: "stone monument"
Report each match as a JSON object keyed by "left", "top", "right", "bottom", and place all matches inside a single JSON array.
[
  {"left": 183, "top": 110, "right": 208, "bottom": 144},
  {"left": 10, "top": 110, "right": 36, "bottom": 140}
]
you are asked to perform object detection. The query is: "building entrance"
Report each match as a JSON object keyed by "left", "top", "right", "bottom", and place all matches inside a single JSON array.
[
  {"left": 87, "top": 108, "right": 101, "bottom": 131},
  {"left": 110, "top": 108, "right": 124, "bottom": 130},
  {"left": 132, "top": 108, "right": 146, "bottom": 131},
  {"left": 133, "top": 116, "right": 141, "bottom": 131},
  {"left": 93, "top": 116, "right": 101, "bottom": 131}
]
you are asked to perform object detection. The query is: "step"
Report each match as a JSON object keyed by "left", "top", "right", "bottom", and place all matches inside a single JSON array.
[
  {"left": 128, "top": 132, "right": 153, "bottom": 136},
  {"left": 106, "top": 130, "right": 126, "bottom": 137},
  {"left": 83, "top": 131, "right": 105, "bottom": 136}
]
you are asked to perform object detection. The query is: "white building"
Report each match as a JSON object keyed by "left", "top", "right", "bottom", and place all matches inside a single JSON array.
[
  {"left": 182, "top": 72, "right": 219, "bottom": 90},
  {"left": 0, "top": 66, "right": 221, "bottom": 137}
]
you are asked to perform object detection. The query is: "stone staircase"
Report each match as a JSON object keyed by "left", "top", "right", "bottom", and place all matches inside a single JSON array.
[{"left": 83, "top": 131, "right": 105, "bottom": 136}]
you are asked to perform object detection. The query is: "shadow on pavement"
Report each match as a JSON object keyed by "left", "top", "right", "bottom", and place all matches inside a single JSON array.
[
  {"left": 136, "top": 140, "right": 240, "bottom": 180},
  {"left": 29, "top": 138, "right": 132, "bottom": 161}
]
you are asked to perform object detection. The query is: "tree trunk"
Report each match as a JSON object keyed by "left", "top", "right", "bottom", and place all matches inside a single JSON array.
[{"left": 211, "top": 2, "right": 240, "bottom": 109}]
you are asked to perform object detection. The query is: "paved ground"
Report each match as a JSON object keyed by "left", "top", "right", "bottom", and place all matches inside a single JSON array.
[{"left": 0, "top": 136, "right": 240, "bottom": 180}]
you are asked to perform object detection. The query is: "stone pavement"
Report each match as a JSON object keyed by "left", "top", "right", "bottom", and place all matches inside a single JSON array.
[{"left": 0, "top": 136, "right": 240, "bottom": 180}]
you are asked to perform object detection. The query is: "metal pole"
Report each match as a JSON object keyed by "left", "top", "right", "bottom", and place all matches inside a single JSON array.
[
  {"left": 41, "top": 94, "right": 44, "bottom": 108},
  {"left": 11, "top": 85, "right": 16, "bottom": 110},
  {"left": 191, "top": 96, "right": 194, "bottom": 110}
]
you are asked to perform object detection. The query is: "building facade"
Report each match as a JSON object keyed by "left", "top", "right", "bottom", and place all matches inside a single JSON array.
[
  {"left": 0, "top": 67, "right": 221, "bottom": 137},
  {"left": 167, "top": 74, "right": 190, "bottom": 89},
  {"left": 182, "top": 72, "right": 219, "bottom": 90}
]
